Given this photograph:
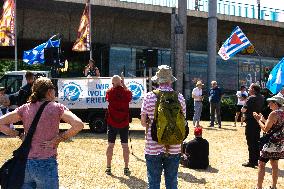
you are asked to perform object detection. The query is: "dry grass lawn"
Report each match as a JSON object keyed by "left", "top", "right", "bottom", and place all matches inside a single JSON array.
[{"left": 0, "top": 120, "right": 283, "bottom": 189}]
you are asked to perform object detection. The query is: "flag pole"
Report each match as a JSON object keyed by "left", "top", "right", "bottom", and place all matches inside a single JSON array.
[
  {"left": 89, "top": 0, "right": 92, "bottom": 60},
  {"left": 14, "top": 0, "right": 17, "bottom": 71}
]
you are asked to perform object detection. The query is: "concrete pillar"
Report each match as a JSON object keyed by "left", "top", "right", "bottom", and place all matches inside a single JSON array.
[
  {"left": 175, "top": 0, "right": 187, "bottom": 94},
  {"left": 171, "top": 8, "right": 176, "bottom": 68},
  {"left": 207, "top": 0, "right": 217, "bottom": 87}
]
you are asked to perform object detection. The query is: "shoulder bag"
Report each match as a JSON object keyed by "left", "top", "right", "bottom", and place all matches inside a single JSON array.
[{"left": 0, "top": 101, "right": 50, "bottom": 189}]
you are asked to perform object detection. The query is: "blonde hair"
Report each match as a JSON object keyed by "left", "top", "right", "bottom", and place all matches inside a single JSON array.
[
  {"left": 29, "top": 77, "right": 55, "bottom": 103},
  {"left": 211, "top": 81, "right": 217, "bottom": 85}
]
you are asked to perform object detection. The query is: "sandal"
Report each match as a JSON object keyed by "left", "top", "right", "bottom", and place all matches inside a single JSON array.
[
  {"left": 105, "top": 167, "right": 111, "bottom": 175},
  {"left": 124, "top": 167, "right": 131, "bottom": 176}
]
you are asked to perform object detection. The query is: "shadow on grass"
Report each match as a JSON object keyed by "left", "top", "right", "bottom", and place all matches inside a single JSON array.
[
  {"left": 194, "top": 165, "right": 219, "bottom": 173},
  {"left": 218, "top": 127, "right": 237, "bottom": 131},
  {"left": 203, "top": 127, "right": 237, "bottom": 131},
  {"left": 265, "top": 167, "right": 284, "bottom": 177},
  {"left": 178, "top": 172, "right": 207, "bottom": 184},
  {"left": 131, "top": 153, "right": 146, "bottom": 163},
  {"left": 110, "top": 175, "right": 147, "bottom": 188},
  {"left": 203, "top": 127, "right": 218, "bottom": 131}
]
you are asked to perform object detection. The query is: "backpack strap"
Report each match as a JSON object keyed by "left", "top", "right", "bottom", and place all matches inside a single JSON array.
[{"left": 152, "top": 90, "right": 161, "bottom": 122}]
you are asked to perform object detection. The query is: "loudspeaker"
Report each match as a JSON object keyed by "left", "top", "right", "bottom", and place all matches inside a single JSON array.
[
  {"left": 143, "top": 49, "right": 158, "bottom": 68},
  {"left": 44, "top": 47, "right": 62, "bottom": 67}
]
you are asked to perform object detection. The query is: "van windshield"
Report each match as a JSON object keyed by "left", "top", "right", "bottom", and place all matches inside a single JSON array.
[{"left": 0, "top": 75, "right": 23, "bottom": 94}]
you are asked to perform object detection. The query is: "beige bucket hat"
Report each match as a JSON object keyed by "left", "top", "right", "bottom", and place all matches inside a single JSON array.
[
  {"left": 196, "top": 81, "right": 204, "bottom": 87},
  {"left": 151, "top": 65, "right": 177, "bottom": 84},
  {"left": 267, "top": 96, "right": 284, "bottom": 106}
]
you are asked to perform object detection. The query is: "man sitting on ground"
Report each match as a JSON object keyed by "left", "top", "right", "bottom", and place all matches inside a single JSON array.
[{"left": 182, "top": 127, "right": 209, "bottom": 169}]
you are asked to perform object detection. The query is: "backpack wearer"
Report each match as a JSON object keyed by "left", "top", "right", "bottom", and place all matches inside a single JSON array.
[{"left": 151, "top": 90, "right": 188, "bottom": 147}]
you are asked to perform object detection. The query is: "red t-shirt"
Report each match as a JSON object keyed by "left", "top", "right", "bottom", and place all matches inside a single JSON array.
[{"left": 106, "top": 86, "right": 132, "bottom": 128}]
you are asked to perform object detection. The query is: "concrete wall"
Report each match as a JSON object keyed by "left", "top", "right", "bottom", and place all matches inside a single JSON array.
[{"left": 9, "top": 0, "right": 284, "bottom": 58}]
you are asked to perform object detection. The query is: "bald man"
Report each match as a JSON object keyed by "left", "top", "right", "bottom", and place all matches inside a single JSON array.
[{"left": 105, "top": 75, "right": 132, "bottom": 176}]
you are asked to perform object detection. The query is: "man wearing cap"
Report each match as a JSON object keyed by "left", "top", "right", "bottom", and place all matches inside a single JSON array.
[
  {"left": 208, "top": 81, "right": 223, "bottom": 128},
  {"left": 183, "top": 127, "right": 209, "bottom": 169},
  {"left": 141, "top": 65, "right": 186, "bottom": 189},
  {"left": 192, "top": 81, "right": 204, "bottom": 127},
  {"left": 241, "top": 83, "right": 264, "bottom": 168}
]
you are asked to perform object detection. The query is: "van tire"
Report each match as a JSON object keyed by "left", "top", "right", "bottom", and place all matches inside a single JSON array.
[{"left": 89, "top": 117, "right": 107, "bottom": 133}]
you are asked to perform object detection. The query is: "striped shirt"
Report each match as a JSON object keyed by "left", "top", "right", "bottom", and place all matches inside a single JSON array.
[{"left": 141, "top": 85, "right": 186, "bottom": 155}]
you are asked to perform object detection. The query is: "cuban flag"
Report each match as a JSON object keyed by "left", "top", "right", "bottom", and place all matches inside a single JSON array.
[
  {"left": 23, "top": 36, "right": 60, "bottom": 65},
  {"left": 218, "top": 26, "right": 251, "bottom": 60},
  {"left": 266, "top": 58, "right": 284, "bottom": 94}
]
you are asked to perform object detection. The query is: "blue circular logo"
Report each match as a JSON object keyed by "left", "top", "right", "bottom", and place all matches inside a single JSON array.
[
  {"left": 63, "top": 85, "right": 81, "bottom": 101},
  {"left": 129, "top": 84, "right": 142, "bottom": 101}
]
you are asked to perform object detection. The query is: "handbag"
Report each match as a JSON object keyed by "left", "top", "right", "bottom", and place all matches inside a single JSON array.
[
  {"left": 259, "top": 125, "right": 283, "bottom": 150},
  {"left": 0, "top": 101, "right": 50, "bottom": 189}
]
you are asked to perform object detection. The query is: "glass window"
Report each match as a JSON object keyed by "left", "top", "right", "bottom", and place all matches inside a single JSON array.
[
  {"left": 158, "top": 50, "right": 171, "bottom": 67},
  {"left": 0, "top": 75, "right": 23, "bottom": 94},
  {"left": 109, "top": 47, "right": 136, "bottom": 77},
  {"left": 216, "top": 55, "right": 238, "bottom": 92},
  {"left": 188, "top": 52, "right": 208, "bottom": 90}
]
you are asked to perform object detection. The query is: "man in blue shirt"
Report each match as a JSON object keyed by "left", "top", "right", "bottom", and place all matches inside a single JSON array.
[{"left": 208, "top": 81, "right": 223, "bottom": 128}]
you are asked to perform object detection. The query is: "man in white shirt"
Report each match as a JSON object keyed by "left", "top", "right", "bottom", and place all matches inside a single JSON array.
[
  {"left": 235, "top": 85, "right": 248, "bottom": 127},
  {"left": 192, "top": 81, "right": 204, "bottom": 127}
]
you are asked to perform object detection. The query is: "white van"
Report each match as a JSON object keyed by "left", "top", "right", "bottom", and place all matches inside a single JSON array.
[{"left": 0, "top": 70, "right": 50, "bottom": 94}]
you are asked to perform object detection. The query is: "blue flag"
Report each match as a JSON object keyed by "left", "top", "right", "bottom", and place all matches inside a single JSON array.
[
  {"left": 23, "top": 36, "right": 60, "bottom": 65},
  {"left": 266, "top": 58, "right": 284, "bottom": 94}
]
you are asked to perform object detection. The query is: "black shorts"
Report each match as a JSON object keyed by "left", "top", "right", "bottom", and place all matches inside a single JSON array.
[
  {"left": 107, "top": 125, "right": 129, "bottom": 143},
  {"left": 235, "top": 105, "right": 243, "bottom": 112},
  {"left": 259, "top": 157, "right": 279, "bottom": 163}
]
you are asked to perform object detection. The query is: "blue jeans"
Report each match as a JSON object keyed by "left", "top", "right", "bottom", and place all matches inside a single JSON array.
[
  {"left": 193, "top": 101, "right": 202, "bottom": 125},
  {"left": 22, "top": 157, "right": 59, "bottom": 189},
  {"left": 145, "top": 153, "right": 181, "bottom": 189}
]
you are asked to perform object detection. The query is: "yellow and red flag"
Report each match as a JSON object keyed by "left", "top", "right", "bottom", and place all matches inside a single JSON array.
[
  {"left": 0, "top": 0, "right": 15, "bottom": 46},
  {"left": 72, "top": 0, "right": 90, "bottom": 51}
]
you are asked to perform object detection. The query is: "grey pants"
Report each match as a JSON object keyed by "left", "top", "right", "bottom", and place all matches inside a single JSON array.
[
  {"left": 210, "top": 102, "right": 221, "bottom": 126},
  {"left": 193, "top": 101, "right": 202, "bottom": 126}
]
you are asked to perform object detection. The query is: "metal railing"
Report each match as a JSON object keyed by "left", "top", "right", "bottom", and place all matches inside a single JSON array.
[{"left": 119, "top": 0, "right": 284, "bottom": 22}]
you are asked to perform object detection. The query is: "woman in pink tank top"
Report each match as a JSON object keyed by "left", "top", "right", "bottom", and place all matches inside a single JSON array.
[{"left": 0, "top": 77, "right": 84, "bottom": 189}]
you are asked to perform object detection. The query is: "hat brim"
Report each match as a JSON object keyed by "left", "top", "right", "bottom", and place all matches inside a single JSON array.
[
  {"left": 266, "top": 97, "right": 284, "bottom": 105},
  {"left": 266, "top": 97, "right": 275, "bottom": 102},
  {"left": 196, "top": 83, "right": 204, "bottom": 86},
  {"left": 151, "top": 75, "right": 177, "bottom": 83}
]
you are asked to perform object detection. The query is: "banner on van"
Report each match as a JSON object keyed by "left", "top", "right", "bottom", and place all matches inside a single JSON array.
[{"left": 57, "top": 78, "right": 147, "bottom": 109}]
